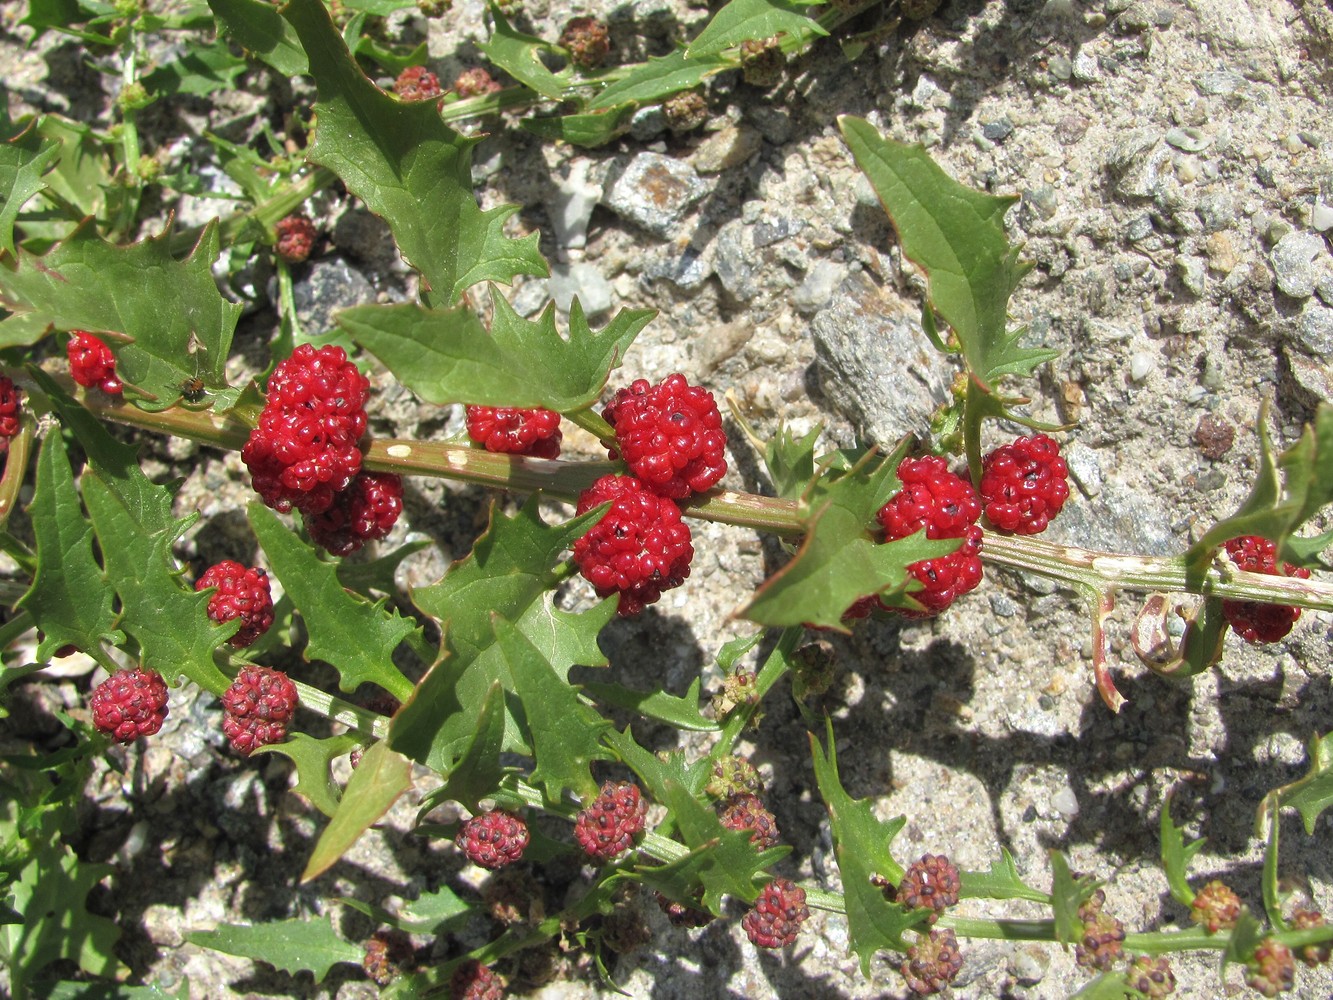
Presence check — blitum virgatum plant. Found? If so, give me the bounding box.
[1,1,1333,998]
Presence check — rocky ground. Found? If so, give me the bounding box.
[3,0,1333,996]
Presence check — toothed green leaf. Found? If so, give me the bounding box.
[481,8,569,100]
[582,677,718,732]
[1269,730,1333,835]
[960,849,1050,903]
[1159,795,1205,906]
[588,47,728,111]
[208,0,308,75]
[434,682,508,812]
[686,0,828,59]
[302,739,413,882]
[252,733,362,818]
[185,916,363,984]
[0,115,60,256]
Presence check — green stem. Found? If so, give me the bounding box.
[715,626,802,757]
[290,676,389,740]
[565,407,617,450]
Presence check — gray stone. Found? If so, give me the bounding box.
[1011,945,1051,986]
[548,159,603,250]
[640,243,712,291]
[982,118,1014,142]
[1047,55,1073,80]
[1177,254,1207,296]
[1107,130,1169,199]
[745,104,793,145]
[793,259,845,314]
[1117,1,1154,31]
[1196,70,1245,94]
[713,221,758,301]
[1196,192,1235,232]
[1293,300,1333,355]
[1313,201,1333,232]
[1047,482,1178,555]
[601,152,710,236]
[291,256,375,336]
[1271,232,1326,298]
[752,215,805,248]
[1164,126,1211,152]
[1053,785,1080,820]
[628,105,666,141]
[691,125,763,175]
[809,271,954,446]
[1024,186,1059,220]
[548,262,614,317]
[1072,48,1101,82]
[1285,347,1333,404]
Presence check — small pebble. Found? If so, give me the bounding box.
[1271,231,1325,298]
[982,119,1014,142]
[1129,352,1155,381]
[1053,786,1080,820]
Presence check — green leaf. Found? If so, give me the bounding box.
[302,739,412,882]
[480,8,569,100]
[142,39,249,97]
[1261,793,1283,928]
[0,116,60,256]
[340,292,653,412]
[1159,794,1205,906]
[639,778,787,911]
[390,499,614,773]
[281,0,546,303]
[582,677,719,732]
[603,725,712,801]
[521,107,635,149]
[0,220,240,408]
[39,980,192,999]
[810,722,922,972]
[740,451,959,629]
[209,0,309,76]
[185,915,362,984]
[1269,731,1333,835]
[1187,403,1333,570]
[1069,973,1134,1000]
[435,682,508,812]
[1049,851,1100,945]
[685,0,828,58]
[249,503,417,702]
[497,616,610,801]
[0,838,125,994]
[839,117,1057,390]
[335,884,472,935]
[17,432,122,661]
[959,849,1050,903]
[336,537,431,597]
[588,47,728,111]
[764,422,822,500]
[1219,906,1266,973]
[252,732,361,818]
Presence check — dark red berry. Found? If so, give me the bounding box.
[979,433,1070,534]
[362,928,415,986]
[196,560,274,648]
[1221,536,1311,643]
[457,810,529,870]
[67,330,122,395]
[574,781,647,860]
[90,668,169,743]
[572,474,694,616]
[877,456,984,616]
[1291,908,1331,966]
[741,878,809,948]
[901,927,963,995]
[894,854,961,924]
[603,374,727,500]
[705,755,763,799]
[465,405,562,459]
[243,345,369,516]
[454,67,502,98]
[559,16,611,70]
[303,471,404,556]
[449,959,504,1000]
[1245,938,1295,997]
[1126,955,1176,998]
[274,213,317,264]
[394,64,442,101]
[717,793,780,850]
[1190,879,1242,933]
[221,665,298,756]
[654,891,714,928]
[1074,891,1125,971]
[0,375,22,448]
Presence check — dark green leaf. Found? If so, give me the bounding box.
[340,292,652,412]
[685,0,828,58]
[335,884,471,935]
[603,725,712,801]
[840,117,1057,390]
[39,980,192,999]
[1261,793,1283,928]
[1270,730,1333,835]
[589,47,727,111]
[0,117,60,256]
[302,739,412,882]
[810,722,921,971]
[521,106,635,148]
[480,8,569,100]
[1049,851,1100,945]
[959,849,1050,903]
[343,0,418,12]
[391,499,614,773]
[765,422,822,500]
[582,677,718,732]
[740,451,958,629]
[252,732,361,818]
[282,0,546,302]
[249,503,417,702]
[1159,794,1205,906]
[353,37,428,77]
[0,220,240,408]
[142,39,249,97]
[208,0,309,76]
[185,915,362,983]
[435,682,508,812]
[17,432,122,661]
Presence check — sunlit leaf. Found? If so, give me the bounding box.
[302,739,412,881]
[588,47,727,111]
[252,732,361,818]
[0,113,60,256]
[185,915,362,983]
[686,0,828,58]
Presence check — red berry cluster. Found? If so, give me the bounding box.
[90,667,170,743]
[876,456,983,616]
[196,560,274,648]
[362,928,415,986]
[454,67,502,98]
[741,878,809,948]
[221,665,298,755]
[67,330,122,395]
[274,214,317,265]
[894,854,962,923]
[574,781,648,860]
[1221,536,1311,643]
[978,433,1069,534]
[1246,938,1296,997]
[654,891,714,928]
[573,474,694,616]
[558,16,611,70]
[304,471,404,556]
[0,375,21,450]
[901,927,964,995]
[394,64,442,102]
[449,959,504,1000]
[717,793,781,850]
[465,405,562,459]
[1190,879,1242,933]
[603,373,727,500]
[456,810,529,870]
